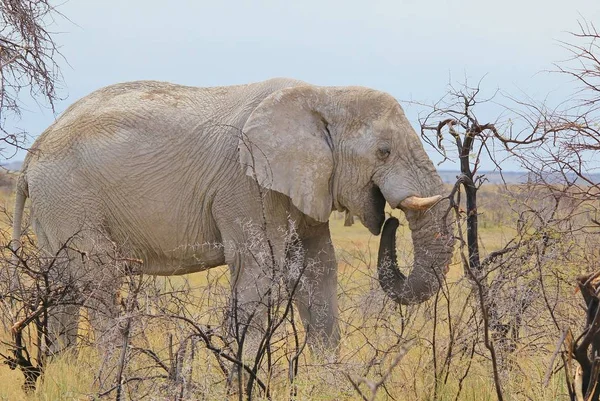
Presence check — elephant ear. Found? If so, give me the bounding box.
[239,86,334,222]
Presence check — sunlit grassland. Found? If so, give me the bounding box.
[0,180,585,400]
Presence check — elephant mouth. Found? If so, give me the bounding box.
[362,184,386,235]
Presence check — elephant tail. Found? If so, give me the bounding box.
[11,172,29,256]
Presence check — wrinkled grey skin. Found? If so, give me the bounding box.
[12,78,454,353]
[377,216,454,305]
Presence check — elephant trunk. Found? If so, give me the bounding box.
[377,198,454,305]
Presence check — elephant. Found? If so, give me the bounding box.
[344,211,355,226]
[11,77,455,354]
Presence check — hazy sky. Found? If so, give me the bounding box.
[9,0,600,170]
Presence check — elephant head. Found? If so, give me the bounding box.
[238,84,454,305]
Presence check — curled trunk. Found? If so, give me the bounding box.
[377,200,454,305]
[377,217,407,301]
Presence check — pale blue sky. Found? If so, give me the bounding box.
[8,0,600,170]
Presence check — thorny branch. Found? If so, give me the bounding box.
[0,0,65,158]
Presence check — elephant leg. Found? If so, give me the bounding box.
[289,223,340,355]
[49,255,121,354]
[224,248,279,394]
[227,255,275,355]
[34,225,81,355]
[85,265,122,348]
[43,261,79,356]
[85,262,123,387]
[47,303,80,355]
[41,223,121,354]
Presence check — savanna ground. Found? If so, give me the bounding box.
[0,170,595,401]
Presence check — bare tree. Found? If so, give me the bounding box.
[0,0,63,158]
[523,20,600,400]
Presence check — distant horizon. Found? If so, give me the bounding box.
[0,159,532,173]
[3,160,597,186]
[4,159,595,177]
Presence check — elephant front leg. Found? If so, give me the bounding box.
[225,251,283,395]
[227,265,273,354]
[288,223,340,356]
[226,245,285,361]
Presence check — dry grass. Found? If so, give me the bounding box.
[0,180,590,400]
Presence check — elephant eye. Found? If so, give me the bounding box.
[377,147,391,160]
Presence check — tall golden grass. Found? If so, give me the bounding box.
[0,176,590,400]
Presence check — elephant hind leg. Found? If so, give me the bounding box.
[47,304,80,354]
[84,265,122,348]
[31,219,82,354]
[33,220,123,354]
[71,233,125,349]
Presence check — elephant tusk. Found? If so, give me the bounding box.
[400,195,442,211]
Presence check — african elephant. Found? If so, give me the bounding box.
[11,78,454,353]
